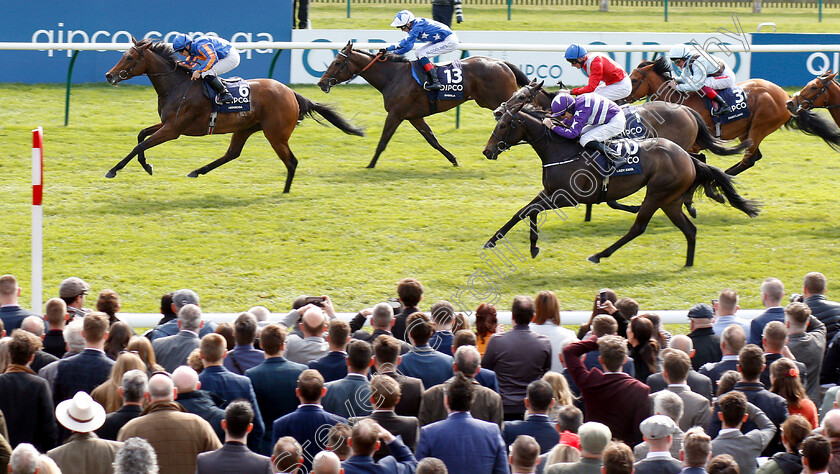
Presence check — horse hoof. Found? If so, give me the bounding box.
[142,164,154,176]
[483,241,496,249]
[365,164,376,169]
[104,170,116,179]
[587,255,601,264]
[530,247,540,259]
[186,171,199,178]
[688,206,698,219]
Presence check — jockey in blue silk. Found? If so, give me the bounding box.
[383,10,460,92]
[668,43,736,116]
[542,92,628,166]
[172,32,241,104]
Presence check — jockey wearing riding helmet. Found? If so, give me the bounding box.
[542,92,628,166]
[383,10,460,92]
[172,32,240,104]
[564,44,632,101]
[668,43,736,116]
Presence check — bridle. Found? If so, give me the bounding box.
[323,49,383,87]
[490,102,548,152]
[627,66,652,102]
[792,75,840,112]
[117,44,178,80]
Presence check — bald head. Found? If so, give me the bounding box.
[668,334,693,355]
[312,450,342,474]
[824,410,840,438]
[21,316,45,338]
[172,366,199,394]
[248,306,271,322]
[301,308,327,337]
[148,373,175,402]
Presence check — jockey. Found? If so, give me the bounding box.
[542,92,628,166]
[668,44,736,116]
[564,44,632,101]
[172,33,240,104]
[383,10,460,92]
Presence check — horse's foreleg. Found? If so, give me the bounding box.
[587,200,659,264]
[367,114,404,169]
[136,123,163,176]
[725,132,765,175]
[485,191,550,252]
[106,126,179,178]
[188,125,261,179]
[408,118,458,167]
[660,198,698,267]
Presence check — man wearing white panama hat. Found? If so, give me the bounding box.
[47,391,123,474]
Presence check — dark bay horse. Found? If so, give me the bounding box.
[624,57,840,175]
[482,102,760,266]
[317,41,529,168]
[788,71,840,128]
[104,38,364,193]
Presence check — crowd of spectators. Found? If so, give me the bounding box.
[0,272,840,474]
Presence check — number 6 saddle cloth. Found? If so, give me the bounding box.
[201,77,252,113]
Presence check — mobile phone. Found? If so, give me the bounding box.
[599,290,607,305]
[304,296,327,306]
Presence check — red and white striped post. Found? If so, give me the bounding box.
[31,127,43,313]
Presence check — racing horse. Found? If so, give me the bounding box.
[317,41,530,168]
[482,101,760,266]
[624,56,840,175]
[788,71,840,128]
[104,37,364,193]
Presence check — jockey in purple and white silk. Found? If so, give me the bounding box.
[543,92,628,165]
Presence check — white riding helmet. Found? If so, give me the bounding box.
[668,44,692,61]
[391,10,415,28]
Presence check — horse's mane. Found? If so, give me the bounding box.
[143,40,179,67]
[519,105,546,120]
[647,56,673,77]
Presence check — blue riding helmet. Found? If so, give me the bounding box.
[172,33,192,52]
[550,93,576,117]
[391,10,415,28]
[565,44,587,61]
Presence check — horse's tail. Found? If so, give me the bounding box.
[503,61,531,87]
[294,92,365,137]
[691,156,761,218]
[785,109,840,151]
[686,107,752,156]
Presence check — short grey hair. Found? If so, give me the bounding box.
[653,390,684,422]
[113,437,159,474]
[63,318,85,354]
[761,277,785,303]
[121,369,148,403]
[248,306,271,322]
[9,443,40,474]
[371,303,394,329]
[20,316,45,338]
[669,334,693,354]
[312,450,342,474]
[178,304,202,332]
[454,345,480,376]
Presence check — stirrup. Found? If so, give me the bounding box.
[217,92,234,104]
[424,81,442,92]
[711,106,730,117]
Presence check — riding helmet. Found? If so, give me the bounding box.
[564,44,587,61]
[172,33,192,52]
[667,44,692,61]
[550,93,576,117]
[391,10,415,28]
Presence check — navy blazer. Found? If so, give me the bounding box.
[322,373,372,419]
[199,366,264,452]
[351,328,410,354]
[341,436,418,474]
[53,349,115,404]
[308,351,348,382]
[273,404,348,472]
[392,307,419,342]
[502,414,559,454]
[399,345,454,389]
[428,331,454,356]
[223,344,265,375]
[707,381,788,456]
[699,357,739,391]
[0,305,38,332]
[634,456,683,474]
[748,307,785,347]
[176,390,226,442]
[475,368,500,393]
[196,441,273,474]
[95,405,142,441]
[246,356,308,455]
[416,412,508,474]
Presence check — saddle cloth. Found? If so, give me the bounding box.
[410,60,465,101]
[617,105,648,140]
[703,85,750,125]
[592,139,643,177]
[201,77,252,113]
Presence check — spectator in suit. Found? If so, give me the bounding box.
[326,423,352,461]
[342,419,417,473]
[37,318,84,389]
[19,316,58,373]
[802,272,840,343]
[117,373,222,474]
[172,366,225,442]
[452,329,498,392]
[196,400,273,474]
[393,278,423,342]
[147,292,176,334]
[224,312,265,376]
[198,333,264,451]
[415,373,508,473]
[53,312,115,405]
[147,289,216,341]
[272,436,303,473]
[699,324,746,391]
[564,334,649,446]
[152,304,203,372]
[711,391,776,474]
[349,303,409,354]
[545,421,611,474]
[482,295,552,420]
[800,434,832,474]
[47,391,123,473]
[785,302,826,403]
[712,289,751,340]
[0,330,57,452]
[322,339,373,419]
[686,303,722,371]
[760,321,807,390]
[400,312,454,389]
[647,335,713,401]
[748,278,786,347]
[680,427,712,474]
[652,350,712,431]
[581,315,635,377]
[353,375,419,459]
[0,275,39,334]
[633,415,682,474]
[416,457,448,473]
[756,413,810,474]
[309,319,350,382]
[58,277,91,321]
[42,298,68,359]
[530,290,578,374]
[246,324,308,455]
[634,391,685,460]
[91,352,146,414]
[419,344,503,428]
[285,307,329,365]
[509,435,540,474]
[95,369,147,441]
[428,301,456,357]
[272,369,348,472]
[113,437,158,474]
[372,335,424,417]
[503,380,559,453]
[312,450,341,474]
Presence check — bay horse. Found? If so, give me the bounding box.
[104,38,364,193]
[624,57,840,175]
[482,101,760,266]
[317,41,530,168]
[788,71,840,128]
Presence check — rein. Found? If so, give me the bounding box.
[326,50,384,87]
[491,104,549,152]
[796,76,840,111]
[118,45,179,81]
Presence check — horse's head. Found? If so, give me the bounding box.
[484,100,531,160]
[788,71,838,114]
[493,79,546,121]
[105,36,153,84]
[625,57,673,103]
[318,41,358,93]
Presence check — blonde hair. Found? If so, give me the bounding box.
[543,371,575,407]
[546,444,580,465]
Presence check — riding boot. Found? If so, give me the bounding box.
[204,75,234,104]
[711,95,731,116]
[584,140,627,168]
[425,67,442,92]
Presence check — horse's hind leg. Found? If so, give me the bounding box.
[587,199,659,264]
[106,126,179,178]
[187,125,261,179]
[261,125,299,193]
[137,123,163,175]
[408,118,458,167]
[368,114,404,169]
[660,198,698,267]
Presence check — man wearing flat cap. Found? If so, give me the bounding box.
[58,277,91,322]
[47,391,123,474]
[633,415,682,474]
[545,422,611,474]
[686,304,722,371]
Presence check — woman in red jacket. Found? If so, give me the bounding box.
[564,43,632,101]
